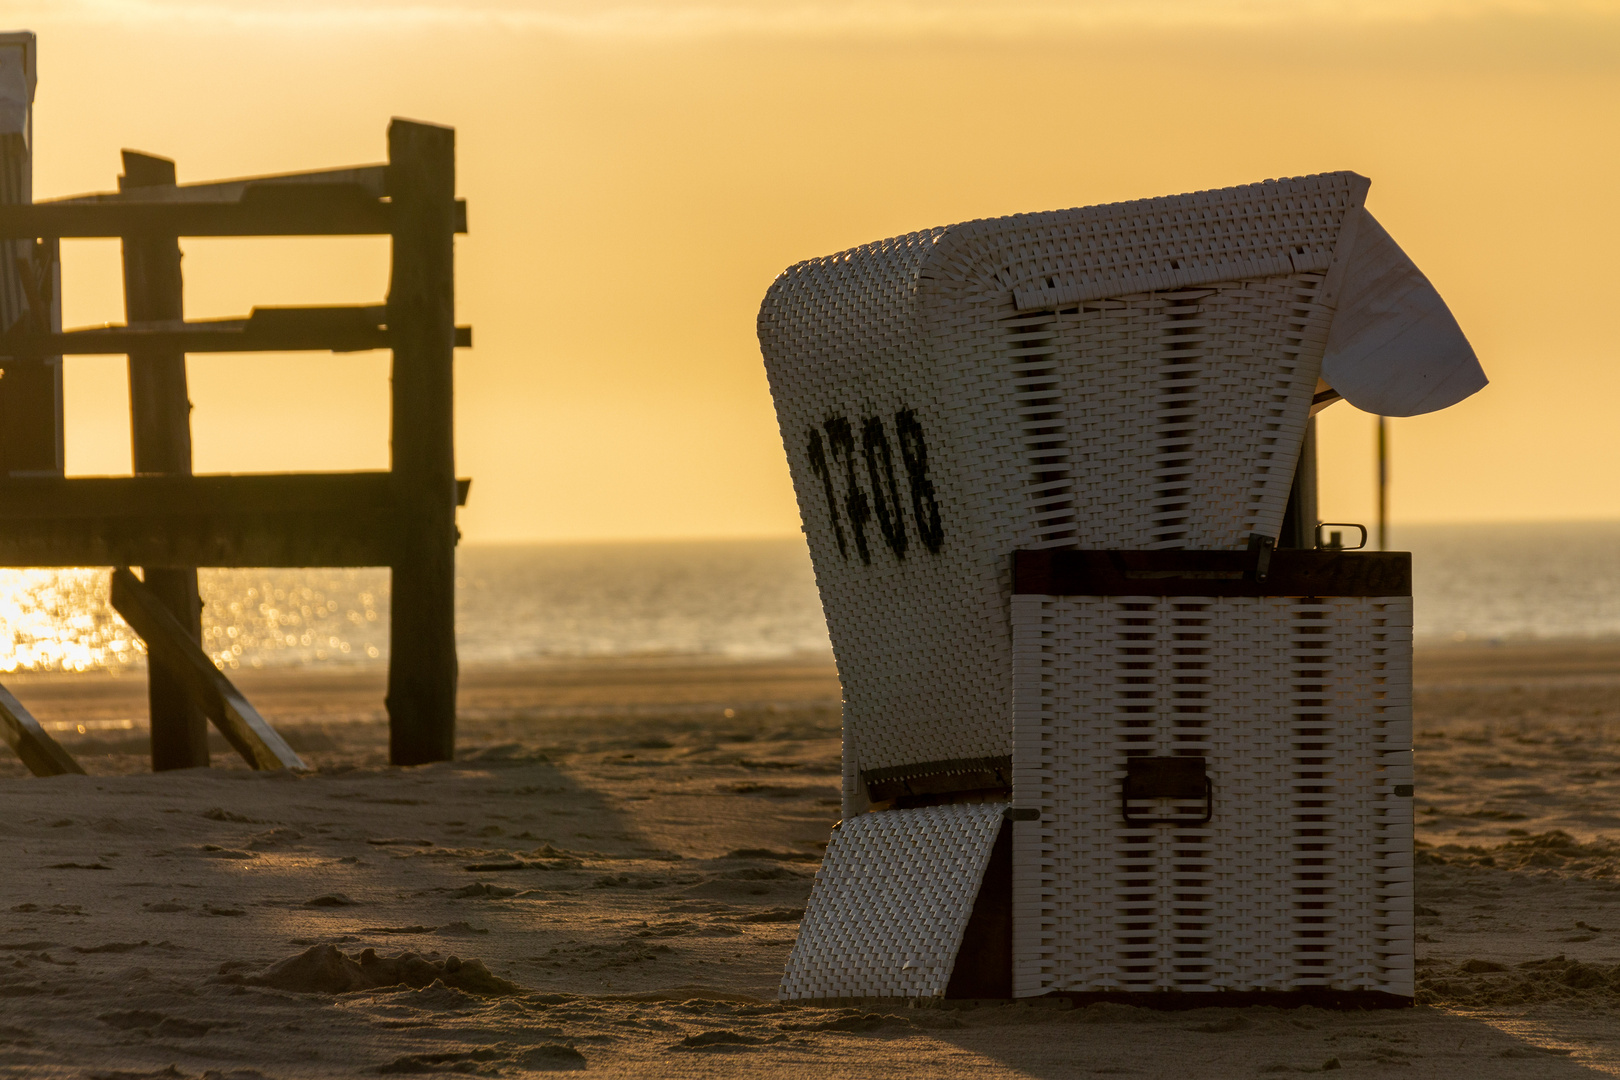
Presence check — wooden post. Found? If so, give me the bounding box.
[110,568,304,772]
[384,119,459,766]
[0,32,65,479]
[120,150,208,771]
[1377,415,1389,551]
[0,680,84,777]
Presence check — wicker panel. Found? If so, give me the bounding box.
[780,802,1006,1001]
[1010,594,1412,997]
[1011,277,1329,551]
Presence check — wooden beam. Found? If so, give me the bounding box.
[0,472,468,519]
[385,118,460,768]
[0,307,472,356]
[0,504,399,568]
[121,150,209,772]
[0,682,84,777]
[45,164,390,205]
[110,568,305,772]
[41,166,466,232]
[0,472,469,568]
[0,193,392,238]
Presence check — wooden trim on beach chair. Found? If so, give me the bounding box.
[0,681,85,777]
[110,567,306,772]
[1011,548,1412,598]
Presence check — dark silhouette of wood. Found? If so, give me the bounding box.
[0,238,63,477]
[120,150,208,772]
[51,164,391,204]
[0,306,471,356]
[0,110,65,481]
[0,681,83,776]
[0,122,469,775]
[0,188,466,239]
[0,195,390,237]
[384,119,459,767]
[0,473,469,568]
[110,568,304,772]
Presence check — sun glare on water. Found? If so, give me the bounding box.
[0,568,390,674]
[0,570,139,673]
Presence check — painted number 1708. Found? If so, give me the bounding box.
[805,408,944,564]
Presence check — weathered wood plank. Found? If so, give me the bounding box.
[45,164,389,205]
[0,506,401,568]
[0,682,85,777]
[110,568,305,772]
[0,307,471,356]
[0,197,466,238]
[0,193,392,237]
[0,473,468,568]
[121,150,209,773]
[385,118,460,768]
[42,168,466,233]
[0,472,468,519]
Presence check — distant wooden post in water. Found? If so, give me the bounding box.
[1377,415,1389,551]
[0,116,471,776]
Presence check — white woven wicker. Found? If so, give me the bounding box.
[759,172,1475,801]
[779,802,1005,1000]
[1009,593,1413,997]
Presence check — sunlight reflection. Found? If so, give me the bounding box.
[0,568,390,674]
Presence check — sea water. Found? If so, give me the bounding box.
[0,523,1616,674]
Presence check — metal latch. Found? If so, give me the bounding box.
[1315,522,1369,551]
[1121,756,1213,825]
[1245,533,1273,583]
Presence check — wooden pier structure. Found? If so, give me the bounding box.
[0,114,470,776]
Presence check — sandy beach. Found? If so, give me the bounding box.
[3,644,1620,1076]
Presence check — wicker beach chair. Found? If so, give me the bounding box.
[760,173,1482,1003]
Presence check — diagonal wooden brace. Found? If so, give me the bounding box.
[0,682,85,777]
[110,567,306,771]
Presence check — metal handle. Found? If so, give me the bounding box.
[1121,777,1213,826]
[1315,522,1368,551]
[1120,756,1214,826]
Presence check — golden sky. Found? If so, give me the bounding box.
[8,0,1620,540]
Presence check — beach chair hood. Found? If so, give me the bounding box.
[1317,205,1486,417]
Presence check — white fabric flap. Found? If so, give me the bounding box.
[1320,208,1487,417]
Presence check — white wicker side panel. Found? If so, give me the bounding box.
[1010,595,1413,997]
[780,803,1006,1001]
[760,231,1026,777]
[1365,595,1415,996]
